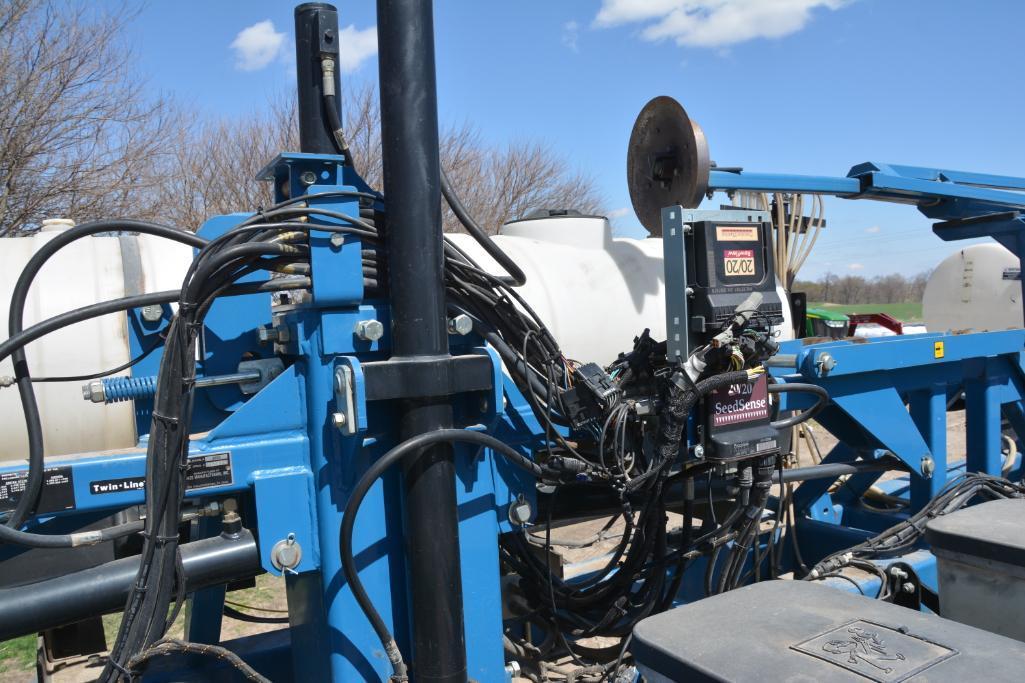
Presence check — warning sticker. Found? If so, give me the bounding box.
[0,466,76,514]
[89,452,233,497]
[723,248,756,277]
[716,225,759,242]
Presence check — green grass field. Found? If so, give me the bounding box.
[809,302,923,322]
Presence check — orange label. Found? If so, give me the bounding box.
[716,225,759,242]
[723,248,755,277]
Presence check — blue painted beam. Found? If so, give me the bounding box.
[709,170,862,195]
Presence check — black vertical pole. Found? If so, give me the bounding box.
[376,1,467,682]
[294,3,341,155]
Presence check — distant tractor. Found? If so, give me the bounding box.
[805,307,849,338]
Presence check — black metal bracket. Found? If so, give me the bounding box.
[888,561,940,614]
[361,354,493,401]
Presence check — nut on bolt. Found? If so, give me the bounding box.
[920,455,935,479]
[299,170,318,186]
[331,412,347,429]
[83,380,106,403]
[140,304,163,322]
[354,319,384,342]
[447,314,473,336]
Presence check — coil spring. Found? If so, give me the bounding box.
[101,375,157,403]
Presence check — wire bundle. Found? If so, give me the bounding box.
[806,472,1025,596]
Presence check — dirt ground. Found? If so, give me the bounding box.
[0,574,289,683]
[0,412,975,681]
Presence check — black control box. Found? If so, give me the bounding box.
[687,217,784,333]
[663,209,785,364]
[704,374,780,462]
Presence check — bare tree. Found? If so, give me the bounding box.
[795,270,933,305]
[0,1,181,235]
[160,83,605,233]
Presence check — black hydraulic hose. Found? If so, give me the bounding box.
[768,382,829,430]
[324,93,355,166]
[31,338,162,383]
[0,279,310,372]
[440,166,526,286]
[223,605,289,625]
[0,518,143,549]
[5,221,206,530]
[0,278,309,549]
[340,429,542,682]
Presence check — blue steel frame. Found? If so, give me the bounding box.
[3,156,1025,679]
[710,160,1025,598]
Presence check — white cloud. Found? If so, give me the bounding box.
[337,25,378,72]
[848,262,864,271]
[865,225,880,233]
[231,20,286,71]
[562,20,581,52]
[594,0,850,49]
[607,207,631,219]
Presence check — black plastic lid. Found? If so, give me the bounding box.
[925,498,1025,567]
[632,579,1025,682]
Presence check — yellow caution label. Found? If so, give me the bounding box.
[934,341,944,359]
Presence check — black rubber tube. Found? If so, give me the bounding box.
[340,429,541,682]
[440,167,526,286]
[5,221,205,530]
[0,278,309,548]
[768,382,829,430]
[0,279,310,373]
[774,461,897,484]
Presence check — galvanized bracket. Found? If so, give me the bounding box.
[334,356,367,435]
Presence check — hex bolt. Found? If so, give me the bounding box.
[140,304,163,322]
[299,170,318,186]
[693,444,705,458]
[447,314,473,336]
[902,582,916,594]
[83,380,106,403]
[332,412,347,429]
[889,566,909,580]
[920,455,935,479]
[354,319,384,342]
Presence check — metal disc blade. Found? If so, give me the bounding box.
[627,96,710,235]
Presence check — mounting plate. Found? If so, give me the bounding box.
[627,96,710,235]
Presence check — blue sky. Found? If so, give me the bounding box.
[117,0,1024,279]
